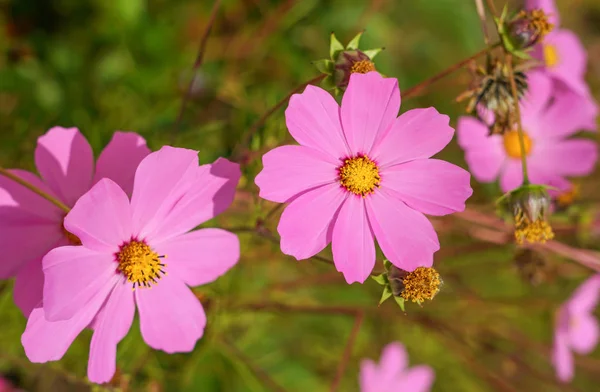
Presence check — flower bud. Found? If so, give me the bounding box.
[499,184,554,244]
[507,9,553,50]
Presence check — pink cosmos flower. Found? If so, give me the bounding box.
[359,342,434,392]
[0,127,150,316]
[552,274,600,382]
[255,72,472,284]
[21,146,241,384]
[458,71,598,193]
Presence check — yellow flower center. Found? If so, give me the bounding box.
[61,220,81,245]
[514,209,554,244]
[544,44,559,68]
[400,267,441,303]
[350,59,376,74]
[116,240,166,289]
[503,131,532,159]
[338,155,381,196]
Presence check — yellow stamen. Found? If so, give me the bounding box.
[117,240,166,289]
[514,208,554,244]
[544,44,559,68]
[400,267,441,303]
[503,130,532,159]
[338,155,381,197]
[350,60,376,74]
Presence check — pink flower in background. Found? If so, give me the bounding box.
[255,72,472,284]
[0,127,150,316]
[458,71,597,193]
[552,274,600,382]
[21,146,241,384]
[360,342,434,392]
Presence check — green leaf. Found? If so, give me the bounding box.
[363,47,383,60]
[330,33,344,59]
[313,59,333,74]
[320,75,336,90]
[379,286,393,305]
[383,259,392,270]
[345,31,364,50]
[371,273,388,286]
[394,296,406,312]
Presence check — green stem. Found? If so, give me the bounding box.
[0,167,71,213]
[505,55,530,185]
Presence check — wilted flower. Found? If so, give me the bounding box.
[0,127,150,316]
[457,71,597,194]
[255,72,472,284]
[360,342,435,392]
[21,147,241,384]
[552,274,600,382]
[499,184,554,244]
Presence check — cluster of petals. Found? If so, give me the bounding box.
[255,72,472,284]
[552,274,600,382]
[0,127,151,316]
[359,342,434,392]
[457,71,597,193]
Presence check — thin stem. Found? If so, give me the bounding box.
[403,42,500,99]
[506,54,530,184]
[234,301,363,316]
[173,0,222,136]
[330,312,364,392]
[0,167,70,213]
[474,0,490,44]
[485,0,498,17]
[231,74,326,162]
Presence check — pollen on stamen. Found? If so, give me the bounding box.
[338,155,381,197]
[350,59,376,74]
[116,240,167,290]
[400,267,442,303]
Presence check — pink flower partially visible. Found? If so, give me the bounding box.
[360,342,434,392]
[0,127,151,316]
[21,146,241,384]
[552,274,600,382]
[458,71,598,193]
[255,72,472,284]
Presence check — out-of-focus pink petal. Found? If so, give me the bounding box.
[527,167,571,197]
[331,196,375,284]
[526,0,560,26]
[43,245,118,321]
[371,108,453,168]
[21,279,114,363]
[136,274,206,353]
[255,145,338,203]
[499,160,524,193]
[285,85,350,158]
[359,360,380,392]
[340,72,400,155]
[567,275,600,314]
[157,228,239,287]
[568,313,599,354]
[379,342,408,373]
[277,183,346,260]
[88,280,135,384]
[521,71,552,117]
[93,132,151,195]
[366,191,439,271]
[530,139,597,177]
[397,365,435,392]
[0,169,63,220]
[381,159,472,216]
[457,117,505,183]
[540,84,598,137]
[552,321,574,382]
[65,179,132,252]
[35,127,94,206]
[543,30,588,96]
[14,257,46,317]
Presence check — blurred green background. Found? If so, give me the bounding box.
[1,0,600,390]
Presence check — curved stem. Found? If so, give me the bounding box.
[0,167,70,213]
[505,55,530,184]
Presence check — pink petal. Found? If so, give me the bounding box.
[543,30,588,96]
[331,196,375,284]
[14,257,45,317]
[366,190,439,271]
[136,274,206,353]
[147,158,240,242]
[552,323,574,382]
[539,85,598,138]
[340,72,400,155]
[156,228,240,287]
[285,85,350,158]
[43,245,118,321]
[397,366,435,392]
[64,179,133,252]
[526,0,560,26]
[521,71,552,117]
[277,183,346,260]
[530,139,598,177]
[93,132,151,196]
[379,342,408,373]
[568,313,599,354]
[21,279,114,363]
[371,108,453,168]
[0,169,63,220]
[359,360,380,392]
[35,127,94,206]
[255,145,338,203]
[567,275,600,314]
[456,117,505,183]
[499,160,525,193]
[381,159,472,216]
[88,280,135,384]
